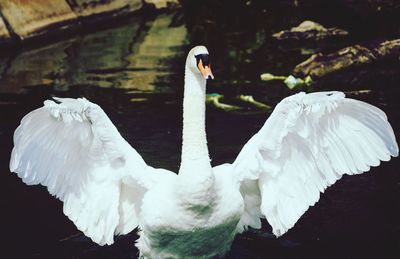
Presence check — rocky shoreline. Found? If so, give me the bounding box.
[0,0,179,46]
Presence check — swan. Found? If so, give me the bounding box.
[10,46,398,258]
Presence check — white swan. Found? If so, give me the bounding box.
[10,46,398,258]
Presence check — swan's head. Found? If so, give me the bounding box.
[187,46,214,80]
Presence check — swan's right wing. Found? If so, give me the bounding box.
[10,98,169,245]
[231,91,398,236]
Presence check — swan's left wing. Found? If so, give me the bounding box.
[10,97,169,245]
[230,91,398,236]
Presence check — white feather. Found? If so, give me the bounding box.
[231,91,398,236]
[10,97,171,245]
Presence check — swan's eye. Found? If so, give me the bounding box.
[195,54,214,80]
[195,54,210,67]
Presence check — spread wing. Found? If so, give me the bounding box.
[10,97,172,245]
[230,91,398,236]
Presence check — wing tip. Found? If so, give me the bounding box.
[391,146,399,157]
[9,148,19,173]
[386,138,399,158]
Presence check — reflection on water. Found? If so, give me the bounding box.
[0,40,73,94]
[0,14,188,94]
[0,5,399,259]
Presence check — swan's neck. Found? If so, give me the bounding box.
[176,60,217,214]
[179,66,212,175]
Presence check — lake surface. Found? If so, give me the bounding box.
[0,2,399,258]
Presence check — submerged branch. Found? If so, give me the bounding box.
[260,73,313,89]
[206,94,271,112]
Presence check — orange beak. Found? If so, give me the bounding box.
[197,59,214,80]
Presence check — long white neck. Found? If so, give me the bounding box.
[179,65,212,175]
[176,50,216,212]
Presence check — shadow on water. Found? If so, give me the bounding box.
[0,1,399,258]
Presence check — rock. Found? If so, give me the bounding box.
[291,21,327,32]
[0,0,180,44]
[0,15,11,43]
[272,20,348,41]
[144,0,181,9]
[0,0,78,40]
[0,0,144,42]
[68,0,142,20]
[294,39,400,77]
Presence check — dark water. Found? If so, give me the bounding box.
[0,2,399,258]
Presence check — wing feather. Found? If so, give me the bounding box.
[10,97,165,245]
[231,91,398,236]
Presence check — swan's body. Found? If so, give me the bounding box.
[10,46,398,258]
[137,166,243,258]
